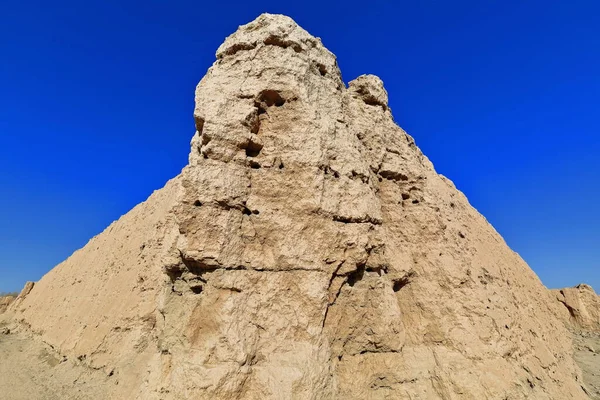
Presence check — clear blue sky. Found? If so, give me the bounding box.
[0,1,598,293]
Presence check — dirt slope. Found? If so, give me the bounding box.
[1,13,594,400]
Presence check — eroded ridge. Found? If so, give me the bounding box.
[2,13,592,400]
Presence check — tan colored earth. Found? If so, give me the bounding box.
[1,13,598,400]
[550,284,600,399]
[0,295,15,314]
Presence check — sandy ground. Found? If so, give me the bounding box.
[0,319,112,400]
[573,330,600,399]
[0,317,599,399]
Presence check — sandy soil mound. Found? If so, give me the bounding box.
[0,13,596,400]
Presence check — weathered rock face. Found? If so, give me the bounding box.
[0,296,15,314]
[7,281,34,312]
[5,13,591,399]
[553,284,600,332]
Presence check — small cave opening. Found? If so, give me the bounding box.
[257,90,286,107]
[164,264,184,283]
[347,265,365,287]
[190,284,203,294]
[401,193,410,200]
[317,63,327,76]
[193,200,203,207]
[393,279,408,292]
[256,105,267,115]
[249,160,261,169]
[242,207,260,216]
[245,141,263,158]
[392,274,413,292]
